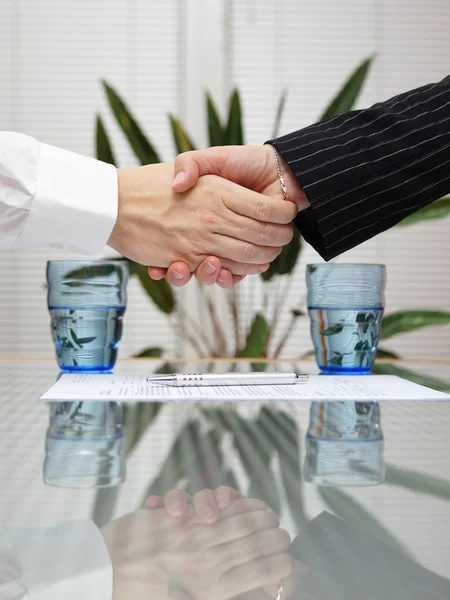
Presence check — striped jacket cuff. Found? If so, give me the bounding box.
[267,75,450,260]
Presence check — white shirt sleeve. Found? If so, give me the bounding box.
[0,520,113,600]
[0,131,118,254]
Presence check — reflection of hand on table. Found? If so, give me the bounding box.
[102,491,292,600]
[147,487,309,600]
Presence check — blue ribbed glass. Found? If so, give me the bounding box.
[306,264,386,374]
[304,401,385,487]
[46,261,129,372]
[44,400,125,488]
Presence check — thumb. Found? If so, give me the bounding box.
[168,587,193,600]
[172,147,235,193]
[172,151,201,192]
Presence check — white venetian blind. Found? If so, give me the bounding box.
[229,0,450,360]
[0,0,181,357]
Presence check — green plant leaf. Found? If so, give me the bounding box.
[76,336,96,345]
[229,413,281,513]
[381,310,450,339]
[154,361,178,375]
[238,313,269,359]
[92,400,164,526]
[259,408,308,530]
[92,487,120,528]
[260,227,302,281]
[318,487,411,557]
[185,428,225,494]
[225,89,244,145]
[372,363,450,393]
[385,464,450,501]
[96,114,117,166]
[397,197,450,227]
[206,92,225,146]
[169,115,196,154]
[134,347,164,358]
[320,324,344,336]
[64,264,120,280]
[328,353,343,366]
[271,90,288,139]
[320,56,374,120]
[135,264,175,314]
[142,421,202,501]
[102,80,161,165]
[375,347,400,359]
[123,402,163,456]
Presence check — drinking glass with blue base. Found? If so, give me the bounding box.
[44,399,125,488]
[46,260,128,373]
[306,264,386,374]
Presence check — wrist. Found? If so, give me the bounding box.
[107,168,127,252]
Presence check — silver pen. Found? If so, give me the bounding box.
[146,372,309,386]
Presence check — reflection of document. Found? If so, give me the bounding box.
[40,374,450,402]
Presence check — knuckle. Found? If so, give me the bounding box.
[258,223,274,245]
[254,197,272,221]
[235,513,257,536]
[275,528,291,550]
[240,242,255,263]
[198,206,217,225]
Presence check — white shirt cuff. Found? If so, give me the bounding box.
[6,520,113,600]
[14,142,118,254]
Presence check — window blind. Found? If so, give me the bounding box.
[228,0,450,359]
[0,0,180,357]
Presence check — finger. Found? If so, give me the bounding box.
[173,148,235,193]
[213,528,291,573]
[218,552,294,599]
[218,498,268,521]
[206,509,280,547]
[216,269,234,288]
[224,188,298,225]
[205,257,270,277]
[214,486,245,509]
[165,262,193,286]
[192,489,220,524]
[172,152,201,193]
[148,267,168,280]
[217,213,295,248]
[210,234,281,266]
[164,489,192,518]
[193,257,222,286]
[144,495,164,509]
[216,271,246,288]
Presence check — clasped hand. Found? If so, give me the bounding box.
[107,145,309,287]
[101,487,294,600]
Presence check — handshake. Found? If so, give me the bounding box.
[107,145,309,288]
[101,485,308,600]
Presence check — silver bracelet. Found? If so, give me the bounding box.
[271,145,289,201]
[276,580,286,600]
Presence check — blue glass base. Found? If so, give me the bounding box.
[319,366,372,375]
[59,366,114,374]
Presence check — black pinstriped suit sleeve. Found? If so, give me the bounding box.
[289,512,450,599]
[267,75,450,260]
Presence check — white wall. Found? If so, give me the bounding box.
[0,0,449,360]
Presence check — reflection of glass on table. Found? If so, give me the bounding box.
[44,400,125,488]
[304,401,385,486]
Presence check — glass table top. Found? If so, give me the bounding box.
[1,358,450,598]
